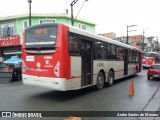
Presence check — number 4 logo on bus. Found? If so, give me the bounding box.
[54,61,60,77]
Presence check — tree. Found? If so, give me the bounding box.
[154,45,160,52]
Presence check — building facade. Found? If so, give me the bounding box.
[0,13,96,62]
[99,31,159,52]
[99,32,116,39]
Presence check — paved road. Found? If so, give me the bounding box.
[0,69,160,120]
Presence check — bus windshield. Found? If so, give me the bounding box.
[143,52,154,57]
[25,26,57,49]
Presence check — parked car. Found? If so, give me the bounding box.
[147,64,160,80]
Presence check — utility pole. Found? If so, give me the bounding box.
[70,0,79,26]
[126,26,129,44]
[157,36,159,52]
[126,25,137,45]
[142,28,150,51]
[70,0,88,26]
[142,29,145,51]
[28,0,32,26]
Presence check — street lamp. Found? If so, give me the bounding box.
[126,25,137,44]
[28,0,32,26]
[70,0,88,26]
[142,28,150,51]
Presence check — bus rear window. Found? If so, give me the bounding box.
[25,26,57,49]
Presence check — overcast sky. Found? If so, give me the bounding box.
[0,0,160,38]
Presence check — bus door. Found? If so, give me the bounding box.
[81,40,93,87]
[138,52,142,72]
[124,49,128,76]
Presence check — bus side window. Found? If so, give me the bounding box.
[110,44,116,59]
[69,34,80,55]
[81,42,85,57]
[135,52,138,62]
[107,44,111,59]
[95,41,101,59]
[117,47,123,60]
[128,50,132,62]
[95,42,106,59]
[101,42,106,59]
[131,51,135,62]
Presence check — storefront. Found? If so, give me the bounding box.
[0,35,21,63]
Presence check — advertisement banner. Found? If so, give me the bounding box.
[0,35,20,47]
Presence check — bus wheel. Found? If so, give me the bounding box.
[147,75,150,80]
[107,71,114,87]
[96,72,105,90]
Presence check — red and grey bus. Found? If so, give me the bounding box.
[22,23,141,91]
[142,52,160,68]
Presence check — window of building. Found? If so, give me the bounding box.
[1,26,8,36]
[23,21,29,29]
[79,24,87,30]
[1,23,15,36]
[39,20,56,24]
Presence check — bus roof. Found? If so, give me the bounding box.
[65,23,141,52]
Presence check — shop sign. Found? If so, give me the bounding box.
[0,35,20,47]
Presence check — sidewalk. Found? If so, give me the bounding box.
[137,84,160,120]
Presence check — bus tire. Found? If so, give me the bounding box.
[107,70,114,87]
[147,75,150,80]
[96,72,105,90]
